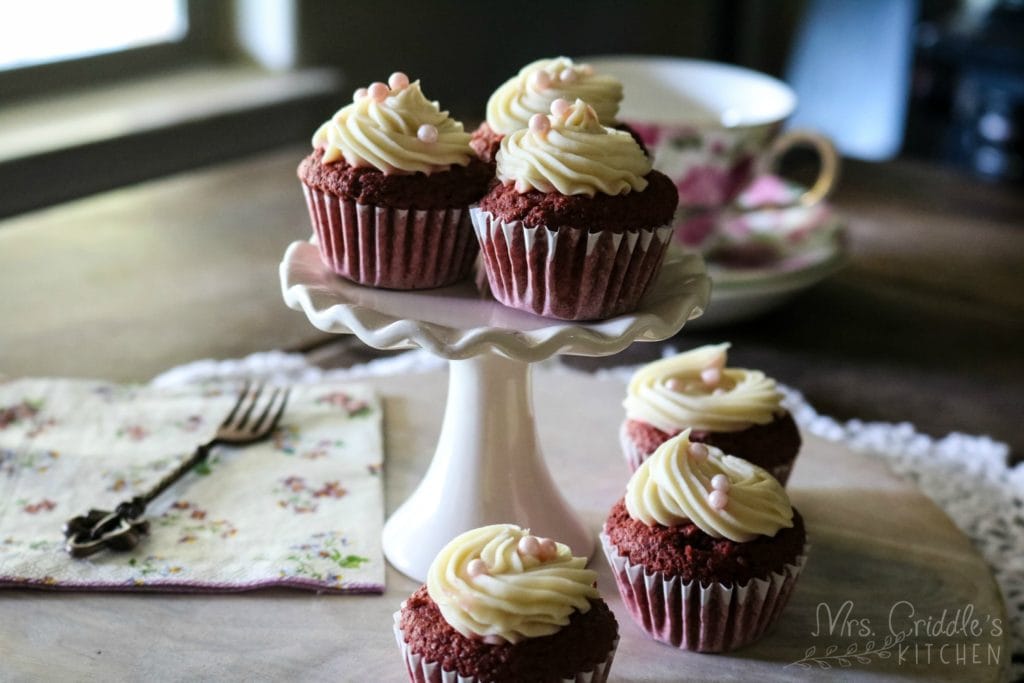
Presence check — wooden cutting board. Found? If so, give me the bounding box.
[0,368,1009,681]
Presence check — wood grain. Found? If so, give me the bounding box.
[0,369,1008,681]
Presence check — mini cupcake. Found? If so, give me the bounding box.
[395,524,618,682]
[602,431,807,652]
[298,72,491,289]
[471,56,629,164]
[471,98,677,321]
[621,343,801,483]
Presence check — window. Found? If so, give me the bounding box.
[0,0,187,71]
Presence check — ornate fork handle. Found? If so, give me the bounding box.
[62,383,288,559]
[62,444,215,558]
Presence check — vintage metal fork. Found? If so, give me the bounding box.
[63,382,290,559]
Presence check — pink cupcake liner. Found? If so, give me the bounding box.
[600,531,807,652]
[302,184,478,290]
[618,420,797,485]
[393,611,618,683]
[470,208,672,321]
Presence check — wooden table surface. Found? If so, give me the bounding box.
[2,144,1021,459]
[0,370,1009,681]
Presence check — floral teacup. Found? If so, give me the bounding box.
[589,56,839,210]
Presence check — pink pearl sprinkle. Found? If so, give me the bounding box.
[711,474,731,492]
[388,71,410,90]
[518,535,540,558]
[537,538,557,561]
[688,442,709,462]
[466,558,488,577]
[417,124,438,143]
[483,635,506,645]
[559,68,577,84]
[701,367,722,386]
[528,113,550,135]
[531,70,551,90]
[666,377,685,392]
[550,98,571,117]
[367,82,389,102]
[709,490,729,510]
[353,87,368,101]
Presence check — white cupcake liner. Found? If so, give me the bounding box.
[600,531,807,652]
[469,208,672,320]
[302,184,478,290]
[619,420,647,473]
[393,610,618,683]
[617,419,796,484]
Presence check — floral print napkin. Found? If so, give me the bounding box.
[0,378,384,593]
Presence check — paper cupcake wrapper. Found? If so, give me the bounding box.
[619,420,647,473]
[393,611,618,683]
[618,420,796,485]
[600,532,807,652]
[470,208,673,321]
[302,184,478,290]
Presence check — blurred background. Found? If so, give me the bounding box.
[1,0,1022,219]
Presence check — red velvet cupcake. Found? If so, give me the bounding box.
[622,343,801,483]
[601,431,807,652]
[471,57,624,164]
[298,72,490,290]
[395,524,618,682]
[471,98,677,321]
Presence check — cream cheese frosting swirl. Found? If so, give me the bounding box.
[496,98,651,196]
[426,524,598,644]
[623,343,784,433]
[486,56,623,135]
[626,430,794,541]
[313,76,472,175]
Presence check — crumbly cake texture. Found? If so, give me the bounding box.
[298,148,492,210]
[471,122,649,165]
[624,412,802,472]
[605,499,805,586]
[399,586,618,682]
[478,169,677,233]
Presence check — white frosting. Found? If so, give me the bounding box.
[623,343,784,433]
[486,57,622,135]
[426,524,599,643]
[313,79,472,174]
[496,99,650,196]
[626,430,794,541]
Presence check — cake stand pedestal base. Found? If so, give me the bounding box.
[382,353,591,581]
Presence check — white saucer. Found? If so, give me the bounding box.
[687,235,846,328]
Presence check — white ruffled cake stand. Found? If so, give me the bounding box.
[280,240,710,582]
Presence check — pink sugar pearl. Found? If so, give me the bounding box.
[353,87,368,101]
[550,98,571,117]
[711,474,731,492]
[666,377,685,392]
[518,535,540,557]
[529,113,550,135]
[701,367,722,387]
[388,71,410,90]
[537,538,557,561]
[559,68,577,83]
[709,490,729,510]
[484,635,506,645]
[466,558,488,577]
[417,124,439,143]
[688,442,709,462]
[531,70,551,90]
[367,82,389,102]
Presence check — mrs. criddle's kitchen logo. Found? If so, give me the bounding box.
[787,600,1004,671]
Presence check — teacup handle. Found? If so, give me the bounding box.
[762,129,840,207]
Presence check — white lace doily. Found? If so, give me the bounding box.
[154,348,1023,679]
